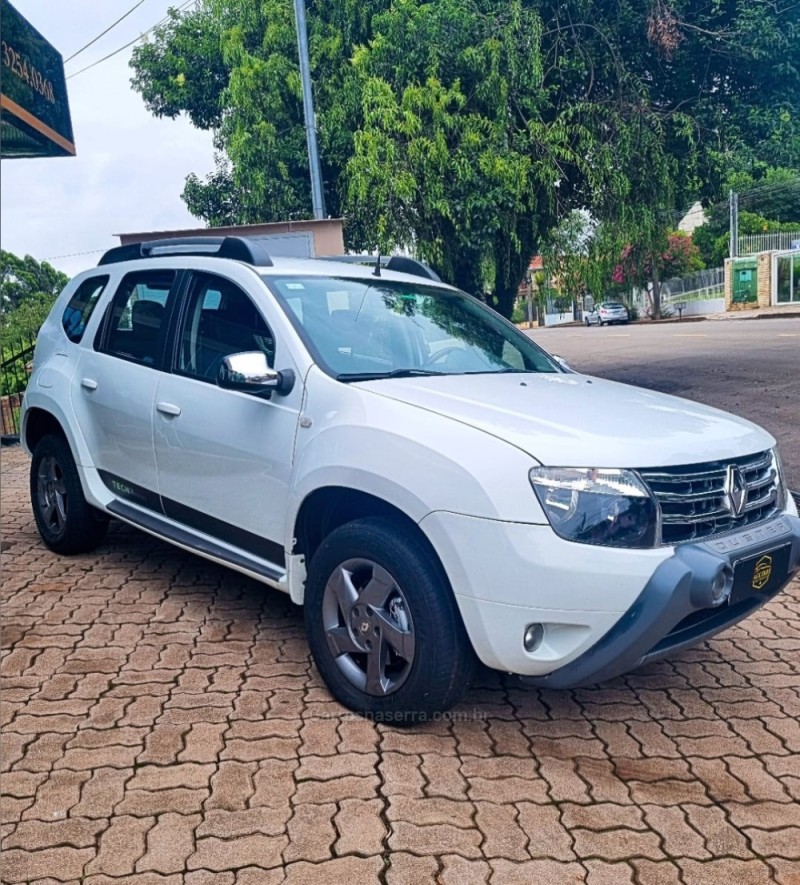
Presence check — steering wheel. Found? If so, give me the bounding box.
[421,345,465,369]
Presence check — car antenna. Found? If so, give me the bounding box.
[373,251,381,277]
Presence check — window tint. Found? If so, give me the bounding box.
[177,274,275,381]
[105,270,175,366]
[62,276,109,343]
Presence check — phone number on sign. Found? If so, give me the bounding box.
[2,40,56,104]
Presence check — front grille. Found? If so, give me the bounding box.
[639,450,780,545]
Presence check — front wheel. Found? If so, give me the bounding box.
[30,434,108,555]
[304,517,476,721]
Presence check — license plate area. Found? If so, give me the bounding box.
[730,544,792,605]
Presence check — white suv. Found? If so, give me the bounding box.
[22,237,800,719]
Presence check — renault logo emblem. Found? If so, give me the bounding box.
[724,465,747,517]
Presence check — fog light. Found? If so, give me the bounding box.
[710,568,733,605]
[523,623,545,653]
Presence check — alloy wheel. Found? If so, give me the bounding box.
[37,455,68,535]
[321,558,415,696]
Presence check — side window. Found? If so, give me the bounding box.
[104,270,175,366]
[62,276,109,343]
[176,274,275,381]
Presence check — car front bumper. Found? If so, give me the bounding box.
[420,508,800,685]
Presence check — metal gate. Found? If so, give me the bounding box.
[1,336,35,441]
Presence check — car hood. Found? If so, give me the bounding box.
[356,372,774,467]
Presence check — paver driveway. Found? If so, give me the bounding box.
[2,445,800,885]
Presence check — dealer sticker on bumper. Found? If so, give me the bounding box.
[730,545,792,605]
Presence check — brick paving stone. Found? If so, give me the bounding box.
[378,752,425,798]
[642,805,710,860]
[22,769,90,820]
[250,759,297,807]
[630,859,684,885]
[334,797,386,855]
[293,774,380,805]
[136,812,201,874]
[117,787,209,816]
[205,761,257,811]
[387,795,475,828]
[281,856,384,884]
[420,753,469,799]
[474,802,529,860]
[197,807,291,839]
[516,803,575,861]
[439,854,492,884]
[678,858,782,885]
[489,858,590,885]
[389,820,483,858]
[4,818,106,850]
[571,827,664,862]
[385,852,439,884]
[743,827,800,859]
[284,802,337,863]
[583,859,636,884]
[86,814,154,876]
[2,847,95,883]
[682,804,752,859]
[561,802,645,832]
[188,834,288,871]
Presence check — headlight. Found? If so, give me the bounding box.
[773,448,788,511]
[529,467,659,548]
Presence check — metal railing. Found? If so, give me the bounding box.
[1,336,35,439]
[739,232,800,256]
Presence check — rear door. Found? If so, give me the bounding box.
[71,268,180,511]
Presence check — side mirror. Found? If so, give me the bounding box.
[553,354,571,371]
[218,352,295,397]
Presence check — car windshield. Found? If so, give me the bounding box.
[602,302,626,310]
[264,276,560,380]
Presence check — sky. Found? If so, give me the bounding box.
[1,0,215,277]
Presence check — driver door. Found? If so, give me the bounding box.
[153,271,302,565]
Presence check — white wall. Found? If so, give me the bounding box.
[544,313,576,327]
[666,298,725,317]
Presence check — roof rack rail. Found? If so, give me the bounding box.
[322,254,442,282]
[98,236,274,267]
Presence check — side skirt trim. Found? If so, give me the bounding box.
[107,499,287,586]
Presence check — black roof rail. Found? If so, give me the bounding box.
[98,236,274,267]
[322,254,442,282]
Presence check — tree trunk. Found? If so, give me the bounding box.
[650,258,662,320]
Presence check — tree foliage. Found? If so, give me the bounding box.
[1,250,68,316]
[130,0,800,317]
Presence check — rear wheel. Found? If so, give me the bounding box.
[30,434,108,555]
[304,517,476,721]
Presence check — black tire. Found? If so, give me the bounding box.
[304,517,476,722]
[584,318,590,327]
[30,434,109,555]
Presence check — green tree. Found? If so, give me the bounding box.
[1,250,68,316]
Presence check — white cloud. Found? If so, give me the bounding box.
[0,0,215,277]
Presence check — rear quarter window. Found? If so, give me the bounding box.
[62,276,110,343]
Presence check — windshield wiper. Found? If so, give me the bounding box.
[336,368,446,382]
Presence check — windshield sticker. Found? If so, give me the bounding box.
[285,283,305,290]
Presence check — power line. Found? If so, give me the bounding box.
[42,248,107,261]
[66,0,198,80]
[64,0,148,64]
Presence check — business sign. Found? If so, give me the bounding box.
[0,0,75,158]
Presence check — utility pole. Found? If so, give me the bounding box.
[729,189,738,259]
[294,0,326,220]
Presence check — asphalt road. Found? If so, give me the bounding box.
[527,318,800,490]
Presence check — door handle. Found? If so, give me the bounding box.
[80,378,98,391]
[156,402,182,417]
